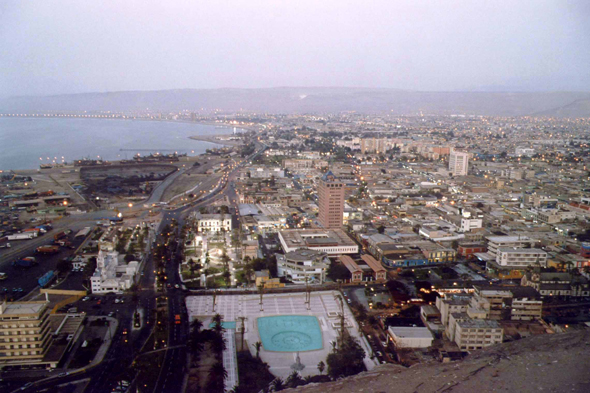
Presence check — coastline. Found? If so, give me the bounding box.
[189,134,243,147]
[0,117,248,171]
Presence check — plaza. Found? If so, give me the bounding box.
[185,291,376,379]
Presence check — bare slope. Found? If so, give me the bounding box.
[2,88,590,117]
[287,330,590,393]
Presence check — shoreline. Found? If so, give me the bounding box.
[188,134,243,147]
[0,117,250,172]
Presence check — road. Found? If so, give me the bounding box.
[7,143,266,393]
[152,144,266,392]
[144,167,185,206]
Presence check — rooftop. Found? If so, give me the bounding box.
[0,301,47,316]
[388,326,433,339]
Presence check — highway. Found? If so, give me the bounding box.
[151,143,265,392]
[8,143,266,393]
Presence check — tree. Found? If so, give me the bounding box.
[189,318,204,359]
[285,370,305,388]
[326,335,366,379]
[253,341,262,359]
[206,360,227,393]
[271,378,285,392]
[317,360,325,375]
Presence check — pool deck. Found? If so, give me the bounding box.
[186,290,377,379]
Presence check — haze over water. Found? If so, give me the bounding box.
[0,118,227,170]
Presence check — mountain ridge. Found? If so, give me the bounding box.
[2,87,590,117]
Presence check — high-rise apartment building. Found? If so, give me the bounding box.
[0,300,52,366]
[318,171,345,229]
[361,138,387,154]
[449,149,469,176]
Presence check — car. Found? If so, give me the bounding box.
[57,372,68,377]
[108,312,115,317]
[114,299,120,304]
[82,296,90,301]
[174,284,180,289]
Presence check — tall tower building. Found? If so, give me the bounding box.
[318,170,345,229]
[449,149,469,176]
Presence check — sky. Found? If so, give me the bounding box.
[1,0,589,97]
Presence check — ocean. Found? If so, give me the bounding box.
[0,117,230,170]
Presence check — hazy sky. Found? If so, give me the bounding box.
[1,0,589,97]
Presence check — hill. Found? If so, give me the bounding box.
[286,330,590,393]
[2,88,590,117]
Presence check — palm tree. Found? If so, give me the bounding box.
[212,313,224,334]
[189,318,204,357]
[206,360,227,393]
[286,370,304,388]
[317,360,325,375]
[271,377,285,392]
[253,341,262,359]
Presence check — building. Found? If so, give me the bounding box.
[195,213,232,233]
[278,229,358,255]
[0,300,52,367]
[254,270,284,289]
[495,248,547,269]
[521,271,590,297]
[360,254,387,282]
[90,250,139,293]
[515,147,535,157]
[458,243,487,259]
[448,150,469,176]
[460,218,482,232]
[276,249,329,284]
[388,326,434,348]
[453,319,503,351]
[361,138,387,154]
[338,255,363,283]
[485,236,537,258]
[436,294,472,330]
[317,171,345,229]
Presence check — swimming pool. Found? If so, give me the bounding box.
[208,321,237,329]
[257,315,323,352]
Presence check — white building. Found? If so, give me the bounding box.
[460,218,483,232]
[486,235,536,258]
[388,326,433,348]
[515,147,535,157]
[448,150,469,176]
[276,249,329,284]
[278,229,358,255]
[195,214,232,233]
[453,319,503,351]
[90,250,139,293]
[496,248,547,268]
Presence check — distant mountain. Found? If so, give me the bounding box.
[2,87,590,117]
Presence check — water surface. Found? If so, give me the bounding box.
[0,118,229,170]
